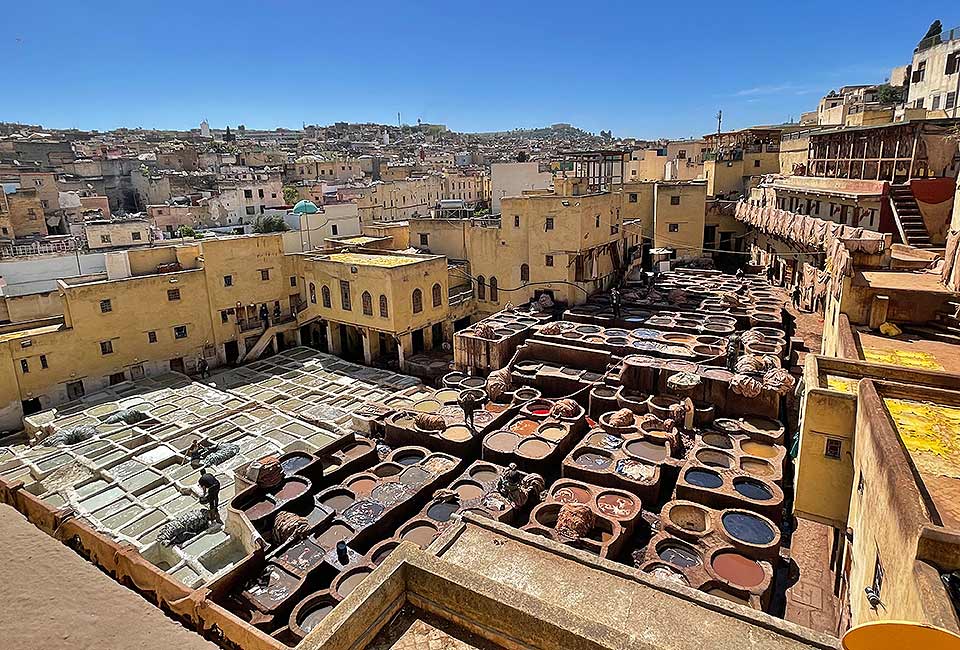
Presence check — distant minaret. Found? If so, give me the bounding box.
[200,119,210,138]
[382,130,390,145]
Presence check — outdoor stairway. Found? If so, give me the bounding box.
[901,300,960,345]
[239,322,289,363]
[889,184,935,249]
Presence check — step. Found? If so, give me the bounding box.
[900,324,960,345]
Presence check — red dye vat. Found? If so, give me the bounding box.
[531,408,550,416]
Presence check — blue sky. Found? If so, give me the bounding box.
[1,1,957,139]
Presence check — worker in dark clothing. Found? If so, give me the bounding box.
[198,469,222,524]
[273,302,281,321]
[259,303,270,328]
[735,268,745,280]
[725,334,740,372]
[610,287,622,321]
[766,265,775,284]
[792,284,802,311]
[458,391,479,432]
[197,356,209,379]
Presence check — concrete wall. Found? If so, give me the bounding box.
[490,163,552,215]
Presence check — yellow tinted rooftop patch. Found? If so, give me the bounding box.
[884,397,960,479]
[341,236,378,244]
[863,348,944,370]
[324,253,417,267]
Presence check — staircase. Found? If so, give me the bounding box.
[239,323,288,363]
[901,300,960,345]
[889,184,935,248]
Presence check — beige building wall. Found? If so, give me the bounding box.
[84,221,151,249]
[6,189,46,239]
[653,182,706,259]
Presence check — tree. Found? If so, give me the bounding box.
[254,215,289,233]
[282,186,299,205]
[516,151,529,162]
[224,126,234,142]
[875,84,904,105]
[176,225,196,238]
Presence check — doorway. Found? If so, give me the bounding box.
[411,328,425,354]
[66,380,85,400]
[225,340,240,364]
[170,357,186,374]
[431,323,443,350]
[21,398,41,416]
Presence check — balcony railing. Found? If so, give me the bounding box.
[917,26,960,52]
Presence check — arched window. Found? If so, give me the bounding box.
[321,285,331,308]
[361,291,373,316]
[489,277,499,303]
[379,294,388,318]
[432,283,442,307]
[412,288,423,314]
[477,275,486,300]
[520,264,529,283]
[309,282,317,304]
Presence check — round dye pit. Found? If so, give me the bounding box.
[733,477,774,501]
[244,499,274,520]
[298,601,335,633]
[280,454,312,475]
[435,389,460,404]
[412,399,441,413]
[616,459,655,482]
[586,433,623,450]
[553,485,591,504]
[394,450,426,466]
[517,437,553,459]
[460,377,486,389]
[741,458,775,477]
[373,463,402,478]
[538,424,567,442]
[454,481,484,501]
[684,468,723,489]
[712,552,766,590]
[626,440,668,463]
[741,441,778,459]
[426,500,460,522]
[657,542,701,568]
[275,479,309,502]
[667,503,710,533]
[401,522,439,547]
[315,523,354,549]
[441,425,472,443]
[510,419,539,437]
[695,449,733,469]
[399,466,430,486]
[469,465,499,484]
[596,492,638,519]
[370,482,405,508]
[485,431,521,454]
[320,490,356,511]
[336,568,372,598]
[574,450,612,470]
[371,541,398,565]
[722,511,776,545]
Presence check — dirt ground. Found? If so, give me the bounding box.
[0,503,218,650]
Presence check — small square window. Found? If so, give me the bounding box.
[668,223,679,233]
[629,193,637,203]
[260,269,270,281]
[220,310,229,323]
[100,234,111,244]
[40,354,48,369]
[753,159,761,168]
[245,206,256,215]
[420,233,429,245]
[100,340,114,355]
[670,195,681,205]
[514,215,520,227]
[132,231,142,241]
[243,189,253,199]
[167,288,181,301]
[289,276,297,287]
[545,255,554,267]
[223,275,233,287]
[100,299,112,313]
[148,331,157,343]
[825,438,842,459]
[174,325,188,339]
[20,359,29,373]
[545,217,554,231]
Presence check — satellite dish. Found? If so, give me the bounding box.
[842,621,960,650]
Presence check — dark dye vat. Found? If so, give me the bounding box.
[733,478,773,501]
[342,500,385,529]
[280,455,312,475]
[426,500,460,522]
[722,511,776,545]
[399,466,430,486]
[299,603,334,633]
[575,452,611,470]
[702,433,733,450]
[394,451,425,466]
[658,543,701,568]
[684,468,723,489]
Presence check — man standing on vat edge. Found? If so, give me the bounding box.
[196,468,223,524]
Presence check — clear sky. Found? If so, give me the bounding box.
[1,1,957,139]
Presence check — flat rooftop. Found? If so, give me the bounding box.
[855,328,960,374]
[857,271,955,294]
[322,252,423,267]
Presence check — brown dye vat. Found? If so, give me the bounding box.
[667,504,709,533]
[692,345,723,357]
[510,419,539,436]
[320,490,355,511]
[695,449,734,469]
[315,523,353,549]
[625,439,668,462]
[517,437,553,459]
[299,602,334,633]
[662,333,695,344]
[454,480,484,501]
[399,466,430,486]
[244,498,275,520]
[702,433,734,449]
[371,541,399,565]
[741,458,775,477]
[596,493,638,519]
[553,485,592,504]
[538,424,567,442]
[486,431,521,453]
[347,476,377,496]
[461,377,486,389]
[373,462,402,477]
[401,523,439,547]
[484,402,509,414]
[712,552,765,589]
[741,441,778,458]
[336,568,372,598]
[470,465,499,483]
[276,480,309,501]
[441,425,472,442]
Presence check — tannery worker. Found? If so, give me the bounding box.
[197,469,222,524]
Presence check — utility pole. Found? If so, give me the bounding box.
[716,110,722,136]
[397,112,401,128]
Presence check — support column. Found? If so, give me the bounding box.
[362,328,381,365]
[327,322,343,355]
[397,333,413,371]
[422,325,434,351]
[868,295,890,330]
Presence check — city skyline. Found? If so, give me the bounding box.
[2,1,957,138]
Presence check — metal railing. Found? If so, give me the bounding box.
[917,26,960,52]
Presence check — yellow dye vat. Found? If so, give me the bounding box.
[884,397,960,479]
[325,253,418,268]
[826,375,858,394]
[863,348,944,371]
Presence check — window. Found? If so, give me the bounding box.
[933,94,941,110]
[20,359,28,373]
[223,275,233,287]
[514,215,520,227]
[872,554,884,599]
[321,285,331,307]
[595,215,600,228]
[379,294,389,317]
[477,276,486,300]
[2,227,8,235]
[339,280,351,310]
[545,217,554,231]
[753,159,761,168]
[914,98,925,109]
[290,276,297,287]
[308,282,317,304]
[362,291,373,315]
[412,288,423,313]
[857,472,865,496]
[174,325,188,339]
[40,354,48,369]
[258,189,264,198]
[671,195,681,205]
[260,269,270,281]
[489,277,498,302]
[545,255,554,267]
[100,340,114,355]
[668,224,679,233]
[629,193,637,203]
[100,299,112,313]
[520,264,529,282]
[947,92,957,110]
[148,331,157,343]
[167,288,180,301]
[912,60,926,83]
[132,231,142,241]
[245,206,256,216]
[220,310,229,323]
[109,372,126,386]
[677,149,686,159]
[824,438,842,459]
[432,283,442,307]
[100,234,112,244]
[243,189,253,199]
[331,224,338,235]
[947,51,960,75]
[419,233,429,245]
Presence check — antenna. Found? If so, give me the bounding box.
[716,110,722,136]
[397,112,401,128]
